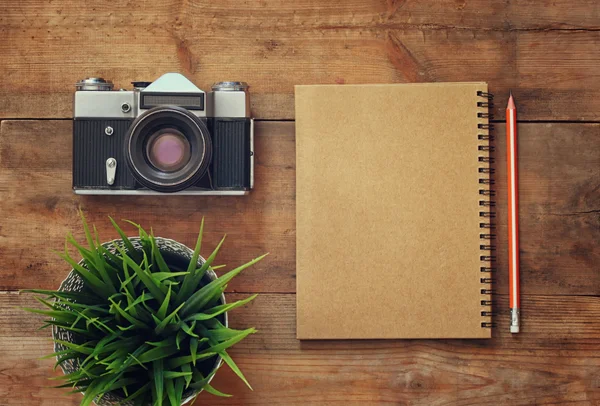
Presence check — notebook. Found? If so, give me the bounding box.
[295,83,495,339]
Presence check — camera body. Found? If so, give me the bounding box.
[73,73,253,195]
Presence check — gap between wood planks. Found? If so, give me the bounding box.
[0,116,600,124]
[0,118,296,121]
[1,290,598,298]
[315,22,600,33]
[3,118,600,123]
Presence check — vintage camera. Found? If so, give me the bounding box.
[73,73,253,195]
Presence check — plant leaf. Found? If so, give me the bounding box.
[123,220,152,255]
[175,220,207,303]
[145,337,176,348]
[108,298,146,329]
[128,351,148,370]
[66,233,101,278]
[54,353,81,370]
[188,370,217,390]
[49,299,110,315]
[196,324,254,389]
[97,240,124,269]
[34,296,75,313]
[151,272,190,282]
[120,259,136,299]
[102,349,132,371]
[163,371,192,379]
[94,237,121,286]
[137,345,180,364]
[80,378,105,406]
[165,378,178,406]
[200,328,256,355]
[181,254,267,318]
[208,326,250,342]
[80,331,121,367]
[220,350,253,390]
[153,359,164,406]
[187,218,205,275]
[109,216,141,262]
[192,235,226,280]
[185,294,257,322]
[21,289,97,303]
[39,348,72,360]
[121,288,142,319]
[79,210,116,294]
[175,329,185,350]
[46,320,94,337]
[83,335,139,368]
[203,282,229,309]
[95,345,149,404]
[181,363,192,389]
[114,244,166,303]
[181,320,198,338]
[52,339,95,355]
[157,284,172,321]
[203,383,232,397]
[154,302,186,335]
[166,352,217,369]
[190,337,199,366]
[59,250,111,298]
[150,234,172,275]
[104,377,139,394]
[71,307,115,334]
[117,383,150,404]
[21,305,74,323]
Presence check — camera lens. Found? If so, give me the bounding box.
[146,129,191,172]
[125,106,212,192]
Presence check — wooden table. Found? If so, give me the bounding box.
[1,1,599,405]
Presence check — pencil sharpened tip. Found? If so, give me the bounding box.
[507,92,516,109]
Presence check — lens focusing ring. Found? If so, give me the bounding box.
[125,106,212,193]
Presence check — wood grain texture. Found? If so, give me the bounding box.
[494,123,600,296]
[1,1,600,120]
[3,292,600,405]
[1,120,598,296]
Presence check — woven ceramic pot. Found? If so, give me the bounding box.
[53,237,226,406]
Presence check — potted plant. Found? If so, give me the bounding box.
[23,212,266,406]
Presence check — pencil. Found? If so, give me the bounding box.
[506,92,520,334]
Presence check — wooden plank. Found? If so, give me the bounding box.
[0,120,295,293]
[1,120,598,295]
[1,0,598,31]
[1,2,600,120]
[2,292,600,405]
[493,123,600,296]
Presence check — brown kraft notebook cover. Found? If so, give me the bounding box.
[295,83,493,339]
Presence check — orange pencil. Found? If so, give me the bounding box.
[507,92,520,334]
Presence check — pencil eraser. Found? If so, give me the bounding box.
[510,326,520,334]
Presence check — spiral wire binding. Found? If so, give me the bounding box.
[477,90,497,329]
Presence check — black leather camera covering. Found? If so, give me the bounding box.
[208,118,252,190]
[72,117,252,192]
[72,119,137,189]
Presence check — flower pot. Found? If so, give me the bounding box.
[53,237,226,406]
